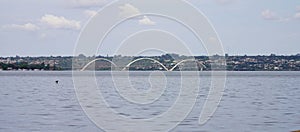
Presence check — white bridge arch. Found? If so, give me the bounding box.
[169,59,206,71]
[122,58,169,71]
[80,58,206,71]
[80,58,117,71]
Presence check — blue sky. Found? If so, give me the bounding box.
[0,0,299,56]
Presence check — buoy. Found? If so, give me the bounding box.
[55,80,59,84]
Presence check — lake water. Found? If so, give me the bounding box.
[0,71,299,132]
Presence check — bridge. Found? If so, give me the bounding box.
[80,58,206,71]
[122,58,169,71]
[169,59,206,71]
[80,58,117,71]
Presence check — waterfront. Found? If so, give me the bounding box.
[0,71,299,131]
[1,54,300,71]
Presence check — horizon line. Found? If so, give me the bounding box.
[1,53,300,58]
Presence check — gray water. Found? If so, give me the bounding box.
[0,71,299,132]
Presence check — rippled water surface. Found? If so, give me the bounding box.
[0,71,299,132]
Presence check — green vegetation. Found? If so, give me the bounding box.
[0,54,299,71]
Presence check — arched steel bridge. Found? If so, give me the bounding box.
[80,58,117,71]
[80,58,206,71]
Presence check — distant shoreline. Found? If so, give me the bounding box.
[1,69,300,71]
[1,54,300,71]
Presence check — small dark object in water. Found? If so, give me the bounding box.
[55,80,59,84]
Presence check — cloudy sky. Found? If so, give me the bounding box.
[0,0,299,56]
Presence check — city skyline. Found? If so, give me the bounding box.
[1,52,300,58]
[1,54,299,71]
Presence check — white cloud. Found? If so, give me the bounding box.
[69,0,108,7]
[40,14,81,30]
[139,16,156,25]
[260,6,300,22]
[119,3,141,18]
[293,6,300,20]
[118,4,155,25]
[297,6,300,12]
[2,14,81,32]
[261,9,279,20]
[84,10,97,17]
[2,23,39,31]
[294,12,300,19]
[39,33,47,39]
[262,6,300,21]
[261,9,296,22]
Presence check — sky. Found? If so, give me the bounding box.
[0,0,300,57]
